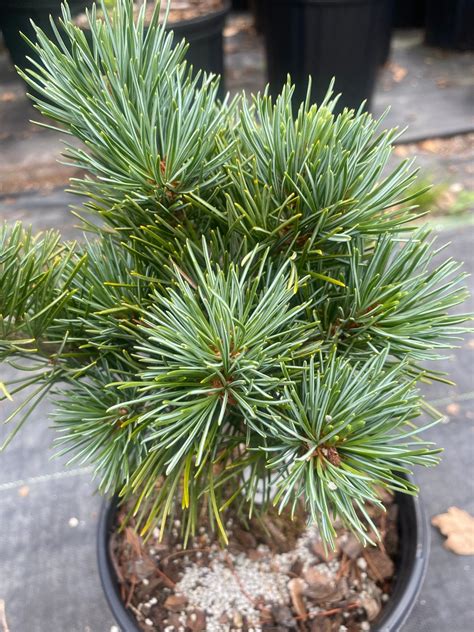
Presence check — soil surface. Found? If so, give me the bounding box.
[110,493,399,632]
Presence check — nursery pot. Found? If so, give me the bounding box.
[377,0,394,66]
[425,0,474,51]
[262,0,385,112]
[97,479,430,632]
[0,1,230,97]
[392,0,425,28]
[0,1,91,70]
[249,0,266,34]
[168,1,230,94]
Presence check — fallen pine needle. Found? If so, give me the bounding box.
[224,553,257,606]
[315,602,360,618]
[295,601,360,621]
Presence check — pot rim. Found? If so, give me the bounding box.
[373,488,430,631]
[263,0,384,6]
[165,0,231,32]
[166,1,231,43]
[0,1,87,8]
[0,1,231,29]
[97,477,430,632]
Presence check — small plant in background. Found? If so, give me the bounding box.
[0,0,470,553]
[403,176,474,220]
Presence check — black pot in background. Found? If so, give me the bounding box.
[1,1,230,99]
[425,0,474,51]
[377,0,395,66]
[263,0,384,112]
[392,0,425,28]
[97,480,430,632]
[232,0,265,34]
[0,0,90,70]
[249,0,265,33]
[169,2,231,94]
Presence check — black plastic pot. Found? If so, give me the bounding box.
[169,2,231,90]
[392,0,425,28]
[0,1,230,97]
[249,0,265,33]
[231,0,249,8]
[425,0,474,51]
[263,0,385,112]
[374,489,430,631]
[97,480,430,632]
[377,0,395,66]
[0,1,90,70]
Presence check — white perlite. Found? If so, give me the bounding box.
[176,551,288,632]
[175,527,339,632]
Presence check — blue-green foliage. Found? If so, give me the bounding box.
[0,1,470,545]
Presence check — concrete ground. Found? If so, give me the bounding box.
[0,11,473,632]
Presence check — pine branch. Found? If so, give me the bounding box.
[52,361,147,493]
[261,351,441,547]
[19,0,236,228]
[112,243,317,471]
[221,82,422,259]
[0,222,83,355]
[316,228,470,374]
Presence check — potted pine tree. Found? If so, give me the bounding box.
[1,1,470,631]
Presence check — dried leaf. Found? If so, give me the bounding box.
[131,556,157,580]
[125,526,143,558]
[446,403,460,416]
[311,538,339,562]
[393,145,410,157]
[164,594,188,612]
[0,92,16,103]
[419,139,442,153]
[363,547,395,581]
[186,610,207,632]
[233,527,257,549]
[339,534,363,560]
[436,77,451,88]
[432,507,474,555]
[388,62,408,83]
[303,566,337,600]
[359,593,381,621]
[288,577,307,617]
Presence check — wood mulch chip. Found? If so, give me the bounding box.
[109,492,399,632]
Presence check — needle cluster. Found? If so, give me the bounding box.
[0,1,470,546]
